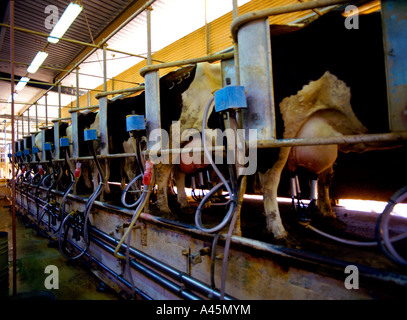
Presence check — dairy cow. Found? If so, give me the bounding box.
[162,11,394,242]
[254,10,394,241]
[66,111,101,195]
[107,62,221,213]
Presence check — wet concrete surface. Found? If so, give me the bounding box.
[0,198,119,300]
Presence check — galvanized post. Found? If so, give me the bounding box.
[58,83,62,118]
[35,102,38,131]
[21,114,24,138]
[145,7,161,151]
[45,93,48,127]
[71,111,79,158]
[99,96,109,155]
[27,108,30,135]
[54,121,60,160]
[41,128,46,162]
[99,43,109,155]
[381,0,407,131]
[238,18,276,142]
[31,133,36,161]
[76,67,80,109]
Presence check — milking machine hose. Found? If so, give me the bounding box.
[114,180,153,260]
[121,173,144,208]
[195,95,245,300]
[375,184,407,266]
[57,142,105,260]
[305,185,407,266]
[120,133,146,208]
[306,221,407,246]
[194,96,237,234]
[58,181,104,260]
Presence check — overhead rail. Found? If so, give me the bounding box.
[3,0,160,148]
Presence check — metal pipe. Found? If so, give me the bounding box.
[9,0,17,296]
[147,7,152,66]
[81,246,152,300]
[231,0,351,41]
[90,227,235,300]
[68,105,99,113]
[0,77,104,92]
[95,86,145,99]
[90,236,201,300]
[76,68,80,109]
[27,108,30,135]
[58,84,61,119]
[103,44,107,92]
[254,131,407,148]
[106,47,165,63]
[45,94,48,127]
[0,22,100,49]
[0,100,68,107]
[35,103,38,131]
[140,52,235,77]
[51,117,71,122]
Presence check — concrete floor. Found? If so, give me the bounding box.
[0,198,119,300]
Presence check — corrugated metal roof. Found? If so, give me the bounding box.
[0,0,135,108]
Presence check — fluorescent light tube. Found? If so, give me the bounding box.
[47,2,83,44]
[15,77,30,91]
[27,51,48,74]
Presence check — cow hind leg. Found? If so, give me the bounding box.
[315,166,346,230]
[154,164,174,216]
[173,168,189,209]
[258,147,292,243]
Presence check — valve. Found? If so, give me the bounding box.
[74,162,81,178]
[143,160,153,185]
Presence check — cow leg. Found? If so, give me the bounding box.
[316,166,346,230]
[231,175,247,237]
[173,167,189,209]
[104,159,111,194]
[258,147,291,241]
[155,164,174,215]
[317,166,336,219]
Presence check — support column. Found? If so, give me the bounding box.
[238,19,275,142]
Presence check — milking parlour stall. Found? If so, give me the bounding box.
[1,0,407,311]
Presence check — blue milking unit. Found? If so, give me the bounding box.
[214,85,247,113]
[120,114,146,208]
[60,137,70,147]
[84,128,98,141]
[126,114,146,132]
